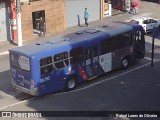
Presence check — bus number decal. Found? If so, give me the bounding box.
[17,74,30,85]
[40,76,51,83]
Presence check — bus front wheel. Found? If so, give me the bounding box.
[121,57,129,69]
[65,78,77,91]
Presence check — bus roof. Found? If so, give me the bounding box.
[9,30,109,57]
[9,22,142,58]
[96,22,133,36]
[113,21,143,31]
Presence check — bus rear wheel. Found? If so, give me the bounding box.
[65,78,77,91]
[121,57,129,69]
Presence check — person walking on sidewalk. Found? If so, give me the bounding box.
[38,17,46,37]
[84,8,89,27]
[130,0,138,14]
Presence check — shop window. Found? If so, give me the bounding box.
[32,10,45,33]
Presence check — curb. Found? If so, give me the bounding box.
[0,51,9,56]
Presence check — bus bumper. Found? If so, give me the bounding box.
[12,81,39,96]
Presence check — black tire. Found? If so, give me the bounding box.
[121,57,129,69]
[65,78,77,91]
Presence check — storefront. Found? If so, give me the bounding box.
[0,0,10,42]
[103,0,112,17]
[19,0,65,40]
[8,0,131,42]
[65,0,101,28]
[111,0,131,12]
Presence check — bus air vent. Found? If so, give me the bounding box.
[102,25,108,27]
[64,38,70,41]
[46,38,65,44]
[36,41,46,45]
[85,29,100,34]
[75,31,83,35]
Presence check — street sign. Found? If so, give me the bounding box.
[151,27,160,68]
[152,27,160,38]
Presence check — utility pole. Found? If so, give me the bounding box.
[151,27,159,68]
[16,0,22,46]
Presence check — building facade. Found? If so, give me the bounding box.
[65,0,101,27]
[8,0,114,42]
[20,0,65,40]
[0,0,11,42]
[2,0,132,42]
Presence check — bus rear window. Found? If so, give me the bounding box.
[10,53,30,71]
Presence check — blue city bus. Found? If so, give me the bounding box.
[9,22,145,96]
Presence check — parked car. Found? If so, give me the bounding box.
[130,17,160,33]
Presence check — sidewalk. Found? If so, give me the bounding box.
[0,1,160,55]
[0,13,127,55]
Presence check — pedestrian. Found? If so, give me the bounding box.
[130,0,138,15]
[38,17,45,37]
[84,8,89,27]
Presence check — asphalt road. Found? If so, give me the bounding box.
[0,32,160,120]
[1,1,160,119]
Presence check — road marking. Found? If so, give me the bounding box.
[0,97,35,110]
[58,59,160,94]
[0,91,14,98]
[56,59,156,95]
[144,56,159,61]
[0,51,9,56]
[0,59,160,110]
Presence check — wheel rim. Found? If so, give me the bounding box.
[68,79,75,89]
[122,59,128,68]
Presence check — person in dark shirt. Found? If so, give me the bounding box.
[38,17,45,37]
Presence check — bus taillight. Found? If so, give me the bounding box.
[30,79,34,88]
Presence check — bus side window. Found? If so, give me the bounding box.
[40,56,52,66]
[116,31,132,49]
[54,51,69,69]
[40,56,54,74]
[70,47,84,64]
[101,37,116,54]
[101,39,110,54]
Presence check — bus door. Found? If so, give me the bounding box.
[85,45,99,79]
[135,30,145,59]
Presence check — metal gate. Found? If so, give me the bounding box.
[0,1,10,42]
[65,0,100,28]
